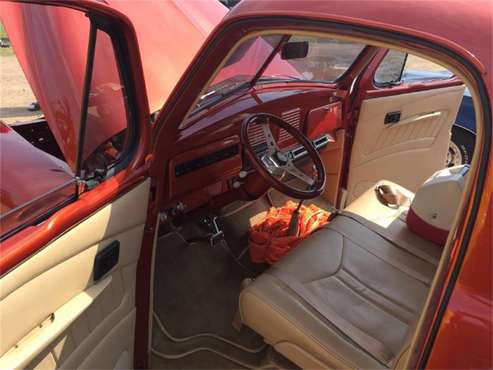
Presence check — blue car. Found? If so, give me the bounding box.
[450,88,476,166]
[403,69,476,167]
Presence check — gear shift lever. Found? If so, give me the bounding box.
[287,200,303,236]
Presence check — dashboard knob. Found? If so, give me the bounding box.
[232,181,242,189]
[238,170,248,179]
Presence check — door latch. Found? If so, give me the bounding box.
[93,240,119,281]
[384,111,401,125]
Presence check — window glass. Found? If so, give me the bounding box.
[191,34,365,116]
[195,35,284,111]
[0,4,89,167]
[402,54,454,83]
[81,30,129,178]
[0,3,130,238]
[374,50,407,85]
[0,3,88,238]
[265,36,365,82]
[375,50,453,85]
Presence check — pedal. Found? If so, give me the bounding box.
[204,216,225,248]
[209,230,225,248]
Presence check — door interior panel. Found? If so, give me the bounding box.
[320,129,346,206]
[346,85,465,203]
[0,180,150,370]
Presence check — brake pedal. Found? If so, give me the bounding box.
[201,216,225,248]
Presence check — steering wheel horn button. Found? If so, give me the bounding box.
[274,151,289,166]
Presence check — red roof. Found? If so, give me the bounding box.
[227,0,492,85]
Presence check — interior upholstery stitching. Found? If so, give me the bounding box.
[299,232,345,285]
[332,222,434,266]
[327,226,432,286]
[334,216,439,266]
[240,289,361,369]
[392,344,410,369]
[1,223,145,300]
[333,272,413,326]
[300,274,411,361]
[340,267,418,317]
[266,275,390,367]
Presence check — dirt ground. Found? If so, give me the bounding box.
[0,53,40,124]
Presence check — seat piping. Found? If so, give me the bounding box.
[337,212,439,266]
[272,270,393,366]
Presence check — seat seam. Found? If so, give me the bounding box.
[330,220,431,265]
[240,288,363,369]
[333,272,413,327]
[330,226,432,286]
[392,344,410,369]
[334,215,439,265]
[299,232,345,285]
[340,267,418,318]
[268,274,392,367]
[296,234,421,324]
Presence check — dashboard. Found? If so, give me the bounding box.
[166,84,344,211]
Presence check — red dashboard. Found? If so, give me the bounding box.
[166,84,343,211]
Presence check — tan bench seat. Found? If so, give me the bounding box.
[240,181,442,369]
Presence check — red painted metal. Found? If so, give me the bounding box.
[106,0,226,113]
[426,196,492,368]
[365,78,465,99]
[0,122,74,236]
[0,0,151,260]
[164,86,340,210]
[225,1,490,75]
[0,4,90,168]
[0,0,226,169]
[1,1,491,369]
[306,101,342,139]
[0,169,148,274]
[169,136,241,198]
[150,3,492,369]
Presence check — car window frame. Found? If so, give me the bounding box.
[0,11,140,241]
[373,49,457,88]
[76,16,139,189]
[372,49,408,87]
[259,35,368,85]
[185,33,369,123]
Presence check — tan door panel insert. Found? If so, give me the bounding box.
[346,85,465,203]
[0,180,150,370]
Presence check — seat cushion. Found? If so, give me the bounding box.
[240,186,442,369]
[345,179,414,229]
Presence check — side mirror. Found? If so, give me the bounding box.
[281,41,309,60]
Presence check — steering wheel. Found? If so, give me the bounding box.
[241,113,326,199]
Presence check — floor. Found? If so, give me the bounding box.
[151,185,332,369]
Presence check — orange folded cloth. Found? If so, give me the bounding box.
[249,201,331,264]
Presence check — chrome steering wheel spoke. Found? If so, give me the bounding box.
[241,113,326,199]
[282,160,315,187]
[260,121,280,155]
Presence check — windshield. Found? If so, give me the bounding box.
[195,35,285,110]
[270,36,366,82]
[192,34,366,114]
